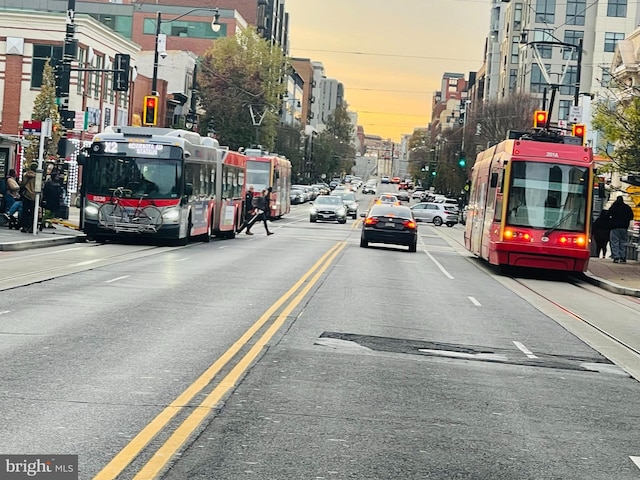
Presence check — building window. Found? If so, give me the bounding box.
[103,57,115,104]
[31,44,63,89]
[599,66,612,87]
[89,14,133,38]
[560,65,578,95]
[604,32,624,53]
[558,100,571,120]
[511,36,520,64]
[77,48,85,95]
[534,29,554,58]
[530,63,549,93]
[566,0,586,25]
[513,3,523,30]
[607,0,627,17]
[535,0,556,23]
[143,18,225,39]
[563,30,584,60]
[92,56,103,99]
[509,69,518,93]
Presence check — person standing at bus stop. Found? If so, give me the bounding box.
[245,188,273,236]
[608,195,634,263]
[19,163,37,233]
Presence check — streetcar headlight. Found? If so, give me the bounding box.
[162,208,180,222]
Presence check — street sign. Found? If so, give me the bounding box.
[569,106,582,123]
[22,120,42,135]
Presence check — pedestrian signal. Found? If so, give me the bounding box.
[143,95,159,126]
[572,124,586,145]
[533,110,548,128]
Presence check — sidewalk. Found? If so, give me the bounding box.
[582,256,640,297]
[0,207,86,251]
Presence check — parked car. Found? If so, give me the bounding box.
[360,203,418,252]
[331,191,358,218]
[329,181,339,190]
[410,202,459,227]
[309,195,347,224]
[290,188,305,205]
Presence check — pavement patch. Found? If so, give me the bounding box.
[317,331,627,375]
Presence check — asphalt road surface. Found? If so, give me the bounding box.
[1,185,640,480]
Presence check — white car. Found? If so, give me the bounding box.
[410,202,459,227]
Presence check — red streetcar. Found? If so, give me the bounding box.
[244,148,291,218]
[464,130,594,273]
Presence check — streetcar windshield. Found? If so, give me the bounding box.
[506,161,589,231]
[246,160,270,192]
[86,156,182,199]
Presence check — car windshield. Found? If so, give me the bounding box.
[315,196,342,205]
[333,193,356,201]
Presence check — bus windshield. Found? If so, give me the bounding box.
[86,155,182,199]
[506,161,589,231]
[246,160,270,191]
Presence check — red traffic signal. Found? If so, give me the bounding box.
[533,110,548,128]
[143,95,159,126]
[572,123,586,144]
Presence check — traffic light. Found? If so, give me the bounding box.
[113,54,130,92]
[533,110,548,128]
[143,95,159,126]
[59,109,75,130]
[54,63,71,98]
[458,152,466,168]
[572,123,586,145]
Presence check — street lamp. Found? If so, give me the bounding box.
[151,8,221,96]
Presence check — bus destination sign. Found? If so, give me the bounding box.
[101,141,180,159]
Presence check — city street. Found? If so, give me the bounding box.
[1,188,640,479]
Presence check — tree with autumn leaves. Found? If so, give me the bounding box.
[198,27,288,152]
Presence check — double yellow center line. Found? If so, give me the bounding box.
[94,241,346,480]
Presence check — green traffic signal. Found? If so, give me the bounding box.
[431,171,436,176]
[458,159,466,167]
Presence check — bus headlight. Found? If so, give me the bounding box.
[162,208,180,222]
[84,204,99,218]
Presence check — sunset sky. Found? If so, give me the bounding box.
[285,0,490,142]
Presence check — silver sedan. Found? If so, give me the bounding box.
[410,202,459,227]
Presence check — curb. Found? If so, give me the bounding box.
[0,235,87,251]
[580,271,640,298]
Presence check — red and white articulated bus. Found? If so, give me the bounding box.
[464,131,594,273]
[79,127,246,245]
[244,148,291,218]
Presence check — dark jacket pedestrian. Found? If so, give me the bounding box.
[245,189,273,236]
[244,185,255,223]
[608,195,634,263]
[592,209,611,259]
[42,173,64,218]
[20,163,37,233]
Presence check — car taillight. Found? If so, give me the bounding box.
[364,217,379,225]
[403,220,417,229]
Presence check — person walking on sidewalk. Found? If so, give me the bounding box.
[592,209,612,259]
[608,195,634,263]
[245,188,273,236]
